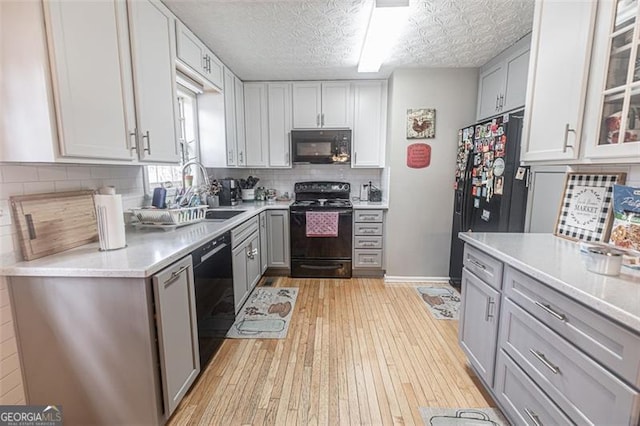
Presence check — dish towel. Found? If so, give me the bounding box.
[306,211,339,237]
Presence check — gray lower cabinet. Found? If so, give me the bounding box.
[8,256,201,424]
[460,242,640,426]
[232,217,261,313]
[267,209,290,268]
[353,209,385,275]
[259,211,268,274]
[494,350,573,426]
[152,255,200,417]
[459,267,501,387]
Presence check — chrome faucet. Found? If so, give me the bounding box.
[181,160,211,189]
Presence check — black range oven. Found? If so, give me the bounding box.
[289,182,353,278]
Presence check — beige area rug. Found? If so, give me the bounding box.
[226,287,298,339]
[419,407,508,426]
[416,285,461,320]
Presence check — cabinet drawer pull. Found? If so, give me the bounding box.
[129,129,138,152]
[563,123,576,152]
[485,297,494,321]
[165,264,189,285]
[534,301,566,322]
[529,349,560,375]
[524,408,543,426]
[469,258,486,270]
[142,130,151,154]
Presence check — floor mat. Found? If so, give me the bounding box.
[419,407,508,426]
[227,287,298,339]
[416,285,461,320]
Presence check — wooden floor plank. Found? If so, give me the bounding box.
[168,278,496,426]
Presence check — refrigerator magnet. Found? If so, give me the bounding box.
[472,187,477,196]
[481,187,487,197]
[493,158,506,177]
[495,176,504,195]
[474,198,480,208]
[481,209,491,221]
[515,166,526,180]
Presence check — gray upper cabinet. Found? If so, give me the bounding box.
[243,83,269,167]
[292,82,352,129]
[128,0,181,163]
[43,0,135,161]
[476,34,531,121]
[175,21,223,90]
[521,0,597,163]
[459,267,502,387]
[352,81,387,168]
[152,255,200,417]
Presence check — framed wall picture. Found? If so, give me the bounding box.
[554,172,626,242]
[407,108,435,139]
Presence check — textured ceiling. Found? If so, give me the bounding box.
[163,0,535,81]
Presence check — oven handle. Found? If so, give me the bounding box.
[290,210,352,215]
[299,264,345,270]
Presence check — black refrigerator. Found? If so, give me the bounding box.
[448,111,529,288]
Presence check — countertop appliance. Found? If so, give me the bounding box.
[219,178,239,206]
[448,111,529,288]
[192,231,235,367]
[291,129,351,164]
[290,181,353,278]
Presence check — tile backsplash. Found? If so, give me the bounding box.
[0,163,145,264]
[206,165,384,200]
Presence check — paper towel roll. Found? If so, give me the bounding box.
[94,194,126,251]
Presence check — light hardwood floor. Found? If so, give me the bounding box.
[168,277,494,425]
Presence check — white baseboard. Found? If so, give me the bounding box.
[384,276,451,285]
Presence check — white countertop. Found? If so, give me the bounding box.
[351,200,389,209]
[1,201,292,279]
[459,232,640,333]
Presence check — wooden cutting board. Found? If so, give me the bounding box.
[10,190,98,261]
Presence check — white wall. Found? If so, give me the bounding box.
[0,162,145,405]
[385,68,478,280]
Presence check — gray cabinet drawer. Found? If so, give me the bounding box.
[495,350,573,426]
[354,210,383,222]
[354,236,383,249]
[354,223,383,236]
[504,266,640,389]
[231,216,259,248]
[354,250,382,267]
[499,298,640,426]
[463,245,503,290]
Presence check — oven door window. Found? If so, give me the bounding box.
[290,210,353,259]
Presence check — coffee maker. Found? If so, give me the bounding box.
[219,178,239,206]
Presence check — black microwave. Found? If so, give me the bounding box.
[291,130,351,164]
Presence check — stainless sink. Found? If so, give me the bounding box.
[204,209,246,222]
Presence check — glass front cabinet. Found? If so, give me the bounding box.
[584,0,640,160]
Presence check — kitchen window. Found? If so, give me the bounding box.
[146,79,202,193]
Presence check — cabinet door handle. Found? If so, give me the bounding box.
[563,123,576,152]
[529,349,560,375]
[524,408,543,426]
[496,94,500,111]
[284,152,289,165]
[321,113,325,126]
[484,297,494,321]
[468,258,486,270]
[129,129,138,152]
[203,55,208,72]
[534,301,566,322]
[165,264,189,285]
[500,94,504,110]
[142,131,151,154]
[228,150,234,163]
[354,152,357,164]
[316,114,320,127]
[239,151,243,164]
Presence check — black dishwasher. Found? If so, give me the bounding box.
[192,231,235,368]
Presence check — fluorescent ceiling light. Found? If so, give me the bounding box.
[358,0,409,73]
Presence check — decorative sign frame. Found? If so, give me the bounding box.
[554,172,626,242]
[407,108,435,139]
